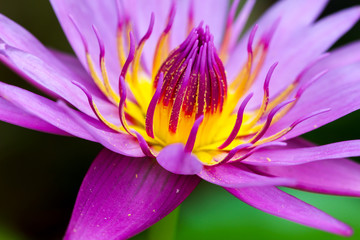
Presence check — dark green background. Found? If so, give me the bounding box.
[0,1,359,239]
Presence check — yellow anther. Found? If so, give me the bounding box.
[86,53,107,96]
[100,57,120,104]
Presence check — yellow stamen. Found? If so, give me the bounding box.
[86,53,107,96]
[91,99,124,133]
[267,83,297,111]
[117,29,126,67]
[152,33,170,79]
[100,57,120,104]
[254,126,292,146]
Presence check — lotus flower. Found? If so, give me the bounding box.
[1,0,360,239]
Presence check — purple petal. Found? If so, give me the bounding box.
[227,0,328,79]
[0,82,94,141]
[302,41,360,80]
[156,143,203,175]
[60,101,144,157]
[198,163,296,188]
[255,159,360,198]
[0,44,116,118]
[65,149,200,240]
[266,62,360,139]
[119,0,172,70]
[0,15,107,106]
[119,0,228,72]
[228,5,360,108]
[226,186,352,236]
[50,0,120,84]
[252,138,360,197]
[190,0,228,48]
[49,49,104,99]
[242,139,360,166]
[0,98,68,135]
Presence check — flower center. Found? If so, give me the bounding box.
[73,2,330,166]
[146,25,227,146]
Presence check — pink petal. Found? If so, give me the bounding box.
[227,0,328,80]
[255,159,360,198]
[65,149,200,240]
[0,44,116,118]
[242,140,360,166]
[266,62,360,139]
[50,0,120,84]
[60,101,144,157]
[50,49,104,99]
[251,138,360,197]
[157,143,203,175]
[190,0,228,47]
[0,98,68,135]
[0,82,94,141]
[302,41,360,80]
[0,14,107,108]
[228,5,360,108]
[198,163,296,188]
[226,186,352,236]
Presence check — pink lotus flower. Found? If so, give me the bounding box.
[1,0,360,239]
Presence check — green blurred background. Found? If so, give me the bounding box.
[0,0,359,239]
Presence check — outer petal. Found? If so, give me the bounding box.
[50,0,120,84]
[64,149,200,240]
[226,186,352,236]
[266,62,360,139]
[0,14,106,105]
[0,98,68,135]
[198,163,296,188]
[60,101,144,157]
[227,0,328,79]
[255,159,360,198]
[251,138,360,197]
[302,41,360,80]
[242,140,360,166]
[0,44,115,117]
[228,5,360,107]
[0,82,94,141]
[50,49,104,98]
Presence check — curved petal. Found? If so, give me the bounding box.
[50,0,120,83]
[255,159,360,198]
[0,14,106,103]
[242,140,360,166]
[124,0,228,71]
[198,163,296,188]
[226,186,352,236]
[0,82,94,141]
[0,97,68,135]
[65,149,200,240]
[49,49,104,99]
[227,0,328,79]
[0,44,115,117]
[157,143,204,175]
[0,14,55,64]
[266,62,360,139]
[228,5,360,108]
[60,101,144,157]
[302,40,360,80]
[251,138,360,197]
